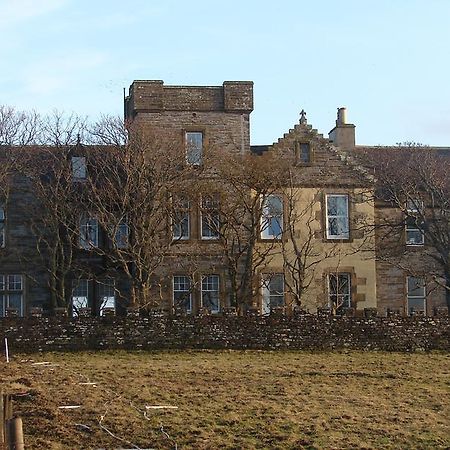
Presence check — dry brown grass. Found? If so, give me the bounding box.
[1,350,449,449]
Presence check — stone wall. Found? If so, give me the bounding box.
[1,315,448,353]
[125,80,253,114]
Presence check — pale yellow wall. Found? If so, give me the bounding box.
[258,187,376,312]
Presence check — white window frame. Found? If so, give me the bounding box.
[72,279,90,316]
[173,275,192,313]
[201,195,220,240]
[328,273,352,312]
[185,131,203,166]
[98,279,116,315]
[405,217,424,246]
[261,274,285,315]
[8,275,23,291]
[0,274,24,317]
[80,217,99,249]
[406,276,426,315]
[173,199,190,241]
[260,194,283,240]
[0,206,5,248]
[201,275,220,313]
[71,156,87,180]
[326,194,350,239]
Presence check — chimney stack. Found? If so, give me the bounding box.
[329,107,355,148]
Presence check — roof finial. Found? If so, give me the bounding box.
[299,109,307,124]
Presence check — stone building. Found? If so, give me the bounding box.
[0,80,448,317]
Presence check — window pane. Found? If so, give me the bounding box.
[173,211,190,240]
[8,275,22,290]
[329,217,349,237]
[0,275,4,290]
[115,221,129,248]
[261,195,283,239]
[407,277,425,297]
[201,275,219,312]
[72,297,88,315]
[262,274,285,314]
[80,218,98,249]
[201,195,219,239]
[0,295,5,317]
[329,273,351,310]
[73,279,89,297]
[268,217,282,237]
[99,279,115,314]
[327,195,348,216]
[201,195,219,209]
[173,276,192,312]
[186,132,203,165]
[299,143,310,163]
[406,228,424,245]
[326,195,349,239]
[8,294,23,316]
[407,297,425,314]
[72,279,89,316]
[201,213,219,238]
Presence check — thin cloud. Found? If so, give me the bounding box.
[20,50,108,96]
[0,0,67,28]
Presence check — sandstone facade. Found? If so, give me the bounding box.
[0,80,448,318]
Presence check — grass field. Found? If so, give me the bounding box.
[2,350,449,449]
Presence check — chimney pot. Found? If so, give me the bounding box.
[337,107,347,125]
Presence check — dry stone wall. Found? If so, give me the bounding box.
[1,315,448,353]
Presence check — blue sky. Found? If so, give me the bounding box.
[1,0,449,146]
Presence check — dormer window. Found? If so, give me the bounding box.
[72,156,86,180]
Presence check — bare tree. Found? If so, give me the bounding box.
[18,146,85,310]
[38,109,88,147]
[202,150,287,313]
[88,114,128,146]
[360,145,450,312]
[281,184,331,310]
[85,123,196,309]
[0,106,40,146]
[13,111,89,311]
[0,105,40,206]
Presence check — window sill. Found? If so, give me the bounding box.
[323,237,353,244]
[259,237,283,242]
